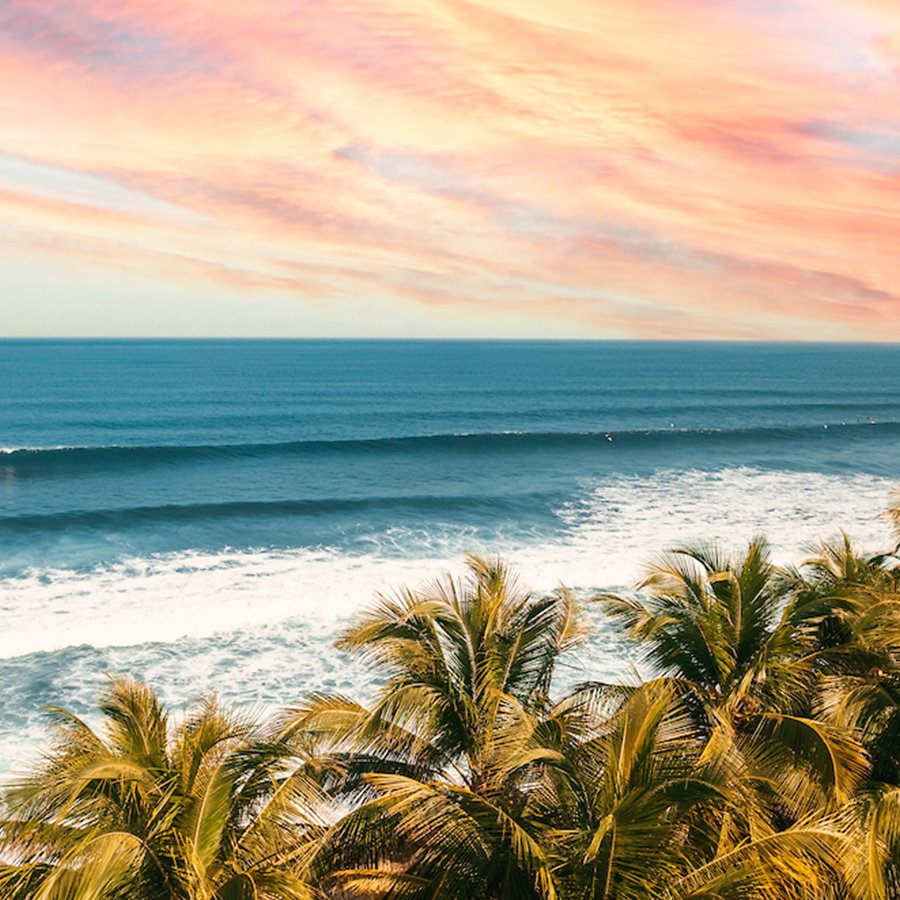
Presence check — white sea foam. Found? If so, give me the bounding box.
[0,548,463,659]
[0,467,895,772]
[1,467,894,660]
[0,445,77,454]
[552,467,897,585]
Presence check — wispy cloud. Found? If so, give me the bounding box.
[1,0,898,337]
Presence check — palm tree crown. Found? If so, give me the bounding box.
[0,678,329,899]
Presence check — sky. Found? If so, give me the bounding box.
[1,0,899,339]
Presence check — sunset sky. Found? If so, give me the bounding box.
[2,0,899,339]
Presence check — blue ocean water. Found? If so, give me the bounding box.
[0,340,898,769]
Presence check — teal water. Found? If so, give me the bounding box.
[1,340,897,769]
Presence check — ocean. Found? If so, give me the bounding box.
[1,339,898,771]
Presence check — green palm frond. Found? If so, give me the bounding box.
[97,676,170,769]
[749,713,869,806]
[600,538,784,696]
[16,830,145,900]
[546,682,733,899]
[359,773,557,900]
[801,533,892,589]
[333,556,585,787]
[670,820,848,900]
[833,786,900,900]
[0,677,332,899]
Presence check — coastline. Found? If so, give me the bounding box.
[1,469,895,774]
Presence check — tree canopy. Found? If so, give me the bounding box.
[2,503,899,899]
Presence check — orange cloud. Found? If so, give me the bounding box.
[1,0,898,337]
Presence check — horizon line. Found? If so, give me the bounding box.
[1,336,899,346]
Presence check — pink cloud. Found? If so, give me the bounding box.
[1,0,898,337]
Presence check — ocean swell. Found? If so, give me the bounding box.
[1,420,896,475]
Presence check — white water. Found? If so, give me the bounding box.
[0,467,895,772]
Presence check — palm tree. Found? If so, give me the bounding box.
[814,573,900,894]
[838,785,900,900]
[0,677,331,899]
[597,538,815,714]
[539,679,724,898]
[281,554,583,899]
[798,533,897,592]
[596,538,869,820]
[288,554,855,898]
[541,680,848,899]
[790,529,900,787]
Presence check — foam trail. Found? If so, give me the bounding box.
[0,467,896,774]
[0,548,458,659]
[553,467,897,585]
[1,468,894,660]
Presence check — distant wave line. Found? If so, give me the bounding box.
[1,419,897,469]
[0,492,556,534]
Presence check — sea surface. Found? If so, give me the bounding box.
[1,340,898,771]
